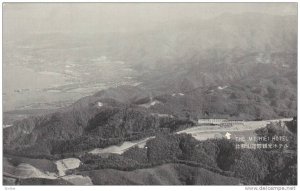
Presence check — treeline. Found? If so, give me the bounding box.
[4,104,195,158]
[255,117,297,150]
[79,118,297,185]
[78,134,238,177]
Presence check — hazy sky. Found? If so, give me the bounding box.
[4,3,297,39]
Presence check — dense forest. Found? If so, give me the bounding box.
[74,118,297,185]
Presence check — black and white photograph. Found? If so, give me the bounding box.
[2,2,298,188]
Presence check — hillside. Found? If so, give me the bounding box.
[80,163,240,185]
[3,86,195,157]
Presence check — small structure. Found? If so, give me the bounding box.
[198,118,245,127]
[97,102,103,107]
[198,118,228,125]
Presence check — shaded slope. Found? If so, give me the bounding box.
[81,163,240,185]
